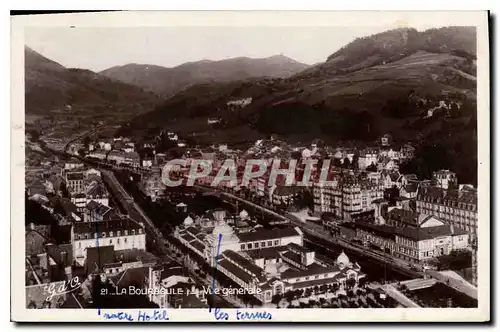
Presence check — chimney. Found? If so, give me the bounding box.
[28,222,35,231]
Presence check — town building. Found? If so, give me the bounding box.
[399,144,416,162]
[432,170,458,190]
[227,97,253,107]
[175,213,365,306]
[64,158,84,170]
[71,218,146,266]
[416,186,478,235]
[380,134,392,147]
[87,149,108,161]
[65,171,84,194]
[355,207,469,263]
[107,150,141,167]
[314,177,383,221]
[358,149,378,170]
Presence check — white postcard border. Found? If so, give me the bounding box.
[11,10,490,322]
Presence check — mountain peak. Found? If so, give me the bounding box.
[25,46,66,72]
[100,55,310,97]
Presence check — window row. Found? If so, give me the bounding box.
[241,239,280,250]
[75,229,143,240]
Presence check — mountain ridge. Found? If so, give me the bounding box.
[121,26,478,184]
[24,46,161,123]
[99,54,310,97]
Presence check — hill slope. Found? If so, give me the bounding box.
[122,26,478,184]
[99,55,310,97]
[25,47,161,123]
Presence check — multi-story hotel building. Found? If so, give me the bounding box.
[313,178,383,220]
[416,186,478,235]
[71,218,146,266]
[354,208,469,263]
[65,171,84,194]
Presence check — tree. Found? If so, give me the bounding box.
[351,153,359,170]
[284,290,295,302]
[343,158,351,169]
[271,294,283,307]
[436,249,472,270]
[28,129,41,142]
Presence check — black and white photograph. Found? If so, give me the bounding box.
[10,10,490,322]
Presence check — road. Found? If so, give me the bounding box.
[426,270,478,300]
[378,284,421,308]
[100,170,237,308]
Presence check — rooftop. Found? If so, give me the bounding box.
[237,227,300,243]
[73,217,143,236]
[222,250,263,277]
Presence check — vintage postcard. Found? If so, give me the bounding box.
[11,10,490,322]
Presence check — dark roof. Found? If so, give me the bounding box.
[111,266,150,288]
[222,250,263,277]
[245,246,287,260]
[281,264,340,280]
[286,242,312,254]
[218,259,254,284]
[161,262,185,280]
[237,227,300,243]
[86,200,101,211]
[86,202,112,218]
[59,199,79,216]
[114,249,158,264]
[418,187,477,207]
[86,182,108,197]
[73,218,143,236]
[66,172,84,181]
[182,234,196,243]
[355,221,468,242]
[186,227,202,236]
[354,221,397,240]
[403,183,418,193]
[191,241,205,252]
[85,246,115,274]
[387,209,421,227]
[281,251,302,265]
[388,172,400,182]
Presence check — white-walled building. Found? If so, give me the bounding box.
[358,149,378,170]
[71,218,146,266]
[355,209,469,263]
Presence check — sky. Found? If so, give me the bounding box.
[25,25,446,72]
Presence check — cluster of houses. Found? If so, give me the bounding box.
[25,160,208,309]
[85,137,140,168]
